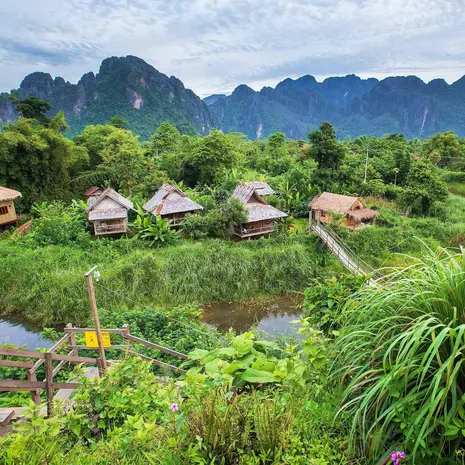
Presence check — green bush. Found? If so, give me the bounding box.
[334,249,465,463]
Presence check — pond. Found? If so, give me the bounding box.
[0,294,304,349]
[0,315,53,350]
[202,294,304,334]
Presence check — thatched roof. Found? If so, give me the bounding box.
[244,181,275,196]
[232,185,287,222]
[347,208,379,222]
[86,188,133,214]
[0,187,22,202]
[143,184,203,216]
[308,192,360,214]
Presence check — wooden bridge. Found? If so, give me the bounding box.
[0,323,189,425]
[311,222,382,283]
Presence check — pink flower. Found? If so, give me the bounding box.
[391,451,406,465]
[170,402,179,412]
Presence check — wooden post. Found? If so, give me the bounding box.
[45,353,53,416]
[67,323,77,356]
[85,267,107,372]
[27,370,41,405]
[309,209,313,233]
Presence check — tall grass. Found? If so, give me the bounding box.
[333,248,465,463]
[0,236,334,326]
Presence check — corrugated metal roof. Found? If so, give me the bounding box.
[308,192,360,214]
[0,187,22,201]
[244,181,275,196]
[232,185,261,204]
[88,208,128,221]
[247,204,287,222]
[143,184,203,215]
[84,186,103,197]
[86,188,133,213]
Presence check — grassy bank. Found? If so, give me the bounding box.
[0,236,337,326]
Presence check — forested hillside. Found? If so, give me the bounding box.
[2,55,465,140]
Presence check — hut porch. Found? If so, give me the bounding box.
[232,219,276,238]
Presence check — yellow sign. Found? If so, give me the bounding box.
[84,331,111,348]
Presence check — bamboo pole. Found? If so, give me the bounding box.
[85,267,107,372]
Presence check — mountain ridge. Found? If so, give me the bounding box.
[1,55,465,139]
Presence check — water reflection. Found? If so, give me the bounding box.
[202,294,303,334]
[0,315,53,350]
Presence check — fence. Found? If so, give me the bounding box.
[0,323,189,416]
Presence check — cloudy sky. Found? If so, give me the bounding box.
[0,0,464,97]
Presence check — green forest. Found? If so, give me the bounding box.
[1,97,465,464]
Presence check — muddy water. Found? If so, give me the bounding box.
[202,294,304,334]
[0,315,53,350]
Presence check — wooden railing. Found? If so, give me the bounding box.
[0,324,189,416]
[94,223,126,235]
[233,224,275,238]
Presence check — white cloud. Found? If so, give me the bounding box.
[0,0,464,96]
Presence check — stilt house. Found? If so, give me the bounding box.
[244,181,275,197]
[86,188,133,236]
[143,184,203,227]
[309,192,378,230]
[231,185,287,239]
[0,187,22,231]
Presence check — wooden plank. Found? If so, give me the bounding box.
[0,348,45,359]
[64,327,124,334]
[27,370,41,405]
[68,345,127,350]
[0,410,15,426]
[0,360,34,369]
[131,352,186,373]
[0,380,46,390]
[51,353,97,364]
[124,335,189,360]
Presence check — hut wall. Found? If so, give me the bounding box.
[0,199,18,225]
[93,218,127,236]
[96,197,122,210]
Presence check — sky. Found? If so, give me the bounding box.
[1,0,464,97]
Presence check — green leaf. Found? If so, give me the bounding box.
[241,368,278,384]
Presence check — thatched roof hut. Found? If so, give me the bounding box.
[143,184,203,226]
[85,188,133,236]
[309,192,378,230]
[0,187,22,230]
[231,185,287,238]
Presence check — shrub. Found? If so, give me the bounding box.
[334,249,465,463]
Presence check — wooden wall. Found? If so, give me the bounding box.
[0,200,17,225]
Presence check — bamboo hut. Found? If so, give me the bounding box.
[0,187,22,231]
[231,185,287,239]
[86,188,133,236]
[309,192,378,230]
[143,184,203,227]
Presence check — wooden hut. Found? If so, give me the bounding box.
[84,186,104,206]
[231,185,287,239]
[143,184,203,227]
[244,181,275,197]
[0,187,22,231]
[309,192,378,230]
[85,188,133,236]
